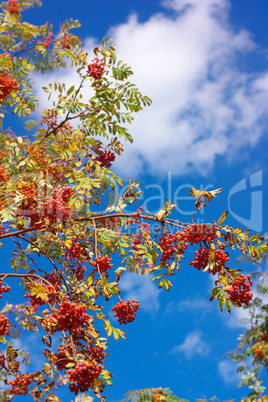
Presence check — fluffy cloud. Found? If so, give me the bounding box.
[170,329,210,358]
[34,0,268,178]
[218,360,240,385]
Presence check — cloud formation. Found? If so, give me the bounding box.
[108,0,268,177]
[218,360,240,385]
[34,0,268,179]
[170,329,210,358]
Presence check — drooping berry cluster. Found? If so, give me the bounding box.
[5,374,34,395]
[42,299,91,334]
[43,32,54,48]
[0,281,10,298]
[112,299,140,325]
[7,0,19,14]
[96,151,116,168]
[92,255,113,275]
[189,247,229,274]
[61,33,75,49]
[0,313,10,335]
[181,224,217,244]
[0,164,10,182]
[0,72,19,101]
[67,361,103,395]
[226,274,253,306]
[87,57,105,79]
[65,241,85,260]
[0,353,6,368]
[88,345,107,363]
[159,230,178,263]
[22,186,75,228]
[24,282,59,308]
[71,263,87,281]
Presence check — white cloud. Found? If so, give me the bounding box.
[170,329,210,358]
[34,0,268,178]
[119,272,160,315]
[218,360,240,385]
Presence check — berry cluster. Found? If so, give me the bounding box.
[132,222,151,250]
[189,247,229,274]
[112,299,140,325]
[92,255,113,275]
[181,224,217,244]
[0,353,5,368]
[43,32,54,48]
[226,274,253,306]
[87,57,105,79]
[61,34,74,50]
[88,345,107,364]
[0,313,10,335]
[96,151,115,168]
[159,230,178,263]
[24,282,59,308]
[40,109,58,130]
[71,263,87,281]
[0,72,19,101]
[7,0,19,14]
[42,299,91,334]
[65,242,85,260]
[6,373,34,395]
[67,361,103,395]
[127,207,143,225]
[0,281,10,298]
[0,164,9,182]
[24,186,75,228]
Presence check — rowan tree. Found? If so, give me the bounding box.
[0,1,267,401]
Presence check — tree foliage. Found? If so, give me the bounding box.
[228,261,268,400]
[0,1,267,400]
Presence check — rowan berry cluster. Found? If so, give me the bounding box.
[42,299,91,334]
[24,283,59,308]
[92,255,113,274]
[127,207,143,225]
[67,361,103,394]
[0,72,19,101]
[226,274,253,306]
[61,34,74,49]
[43,32,54,48]
[96,151,116,168]
[189,247,229,274]
[88,345,107,363]
[112,299,140,325]
[65,242,85,260]
[0,164,9,182]
[71,263,87,281]
[0,313,10,335]
[0,281,10,297]
[181,223,217,244]
[7,0,19,14]
[40,110,58,130]
[0,353,6,368]
[45,270,63,287]
[159,230,178,263]
[6,373,34,395]
[26,186,75,228]
[87,57,105,79]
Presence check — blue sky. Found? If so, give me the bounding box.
[3,0,268,401]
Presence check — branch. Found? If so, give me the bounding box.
[0,273,51,286]
[0,213,188,240]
